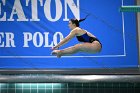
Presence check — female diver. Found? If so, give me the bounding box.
[51,17,102,58]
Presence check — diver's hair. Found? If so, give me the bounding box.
[70,14,89,27]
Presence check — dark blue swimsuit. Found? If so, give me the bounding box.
[76,33,102,47]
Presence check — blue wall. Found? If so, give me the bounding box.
[0,0,138,68]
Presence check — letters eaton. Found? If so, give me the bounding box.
[0,0,80,21]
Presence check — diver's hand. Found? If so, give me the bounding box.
[51,46,59,50]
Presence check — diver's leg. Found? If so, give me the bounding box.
[60,41,101,55]
[52,41,101,58]
[52,44,81,58]
[52,44,83,58]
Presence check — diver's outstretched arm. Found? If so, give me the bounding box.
[52,29,77,50]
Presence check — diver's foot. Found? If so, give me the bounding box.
[51,50,58,55]
[51,50,61,58]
